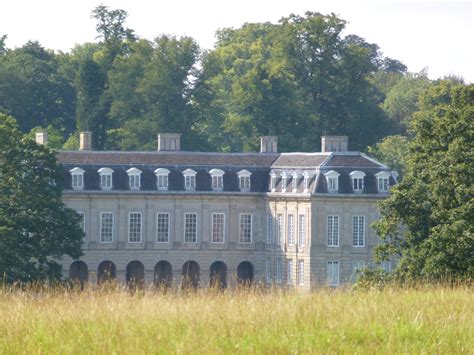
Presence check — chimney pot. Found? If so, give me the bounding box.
[321,136,348,152]
[260,136,278,153]
[157,133,181,151]
[79,132,92,150]
[35,130,48,145]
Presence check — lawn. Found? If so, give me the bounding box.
[0,285,472,353]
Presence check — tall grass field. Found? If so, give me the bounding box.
[0,285,472,353]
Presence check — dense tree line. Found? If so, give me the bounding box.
[0,6,439,154]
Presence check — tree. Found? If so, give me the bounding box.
[373,82,474,280]
[0,114,83,282]
[75,58,107,149]
[368,135,409,177]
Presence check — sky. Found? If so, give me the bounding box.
[1,0,472,82]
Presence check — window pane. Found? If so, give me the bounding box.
[184,213,197,243]
[277,214,283,245]
[287,214,294,245]
[128,212,142,242]
[100,212,113,243]
[276,258,282,283]
[298,214,305,246]
[298,260,304,285]
[266,213,273,244]
[287,259,293,285]
[156,213,170,242]
[239,214,252,243]
[211,213,225,243]
[327,215,339,246]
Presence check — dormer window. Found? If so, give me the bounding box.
[291,171,299,192]
[154,168,170,190]
[376,171,390,193]
[324,170,340,193]
[303,171,309,193]
[183,168,197,191]
[270,172,277,192]
[350,171,366,193]
[70,167,85,190]
[281,172,288,193]
[98,167,113,190]
[209,169,224,191]
[237,169,252,192]
[126,167,142,190]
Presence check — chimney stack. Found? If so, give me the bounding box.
[260,136,278,153]
[321,136,348,152]
[35,130,48,145]
[79,132,92,151]
[157,133,181,151]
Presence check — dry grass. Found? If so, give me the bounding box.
[0,284,472,354]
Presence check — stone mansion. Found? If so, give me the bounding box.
[39,132,397,289]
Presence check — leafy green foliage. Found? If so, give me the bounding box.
[373,82,474,281]
[0,114,83,282]
[368,135,409,177]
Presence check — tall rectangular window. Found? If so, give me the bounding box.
[239,213,252,243]
[298,214,306,247]
[327,260,340,286]
[352,177,364,191]
[266,213,273,244]
[276,257,282,284]
[128,212,142,243]
[327,215,340,247]
[287,214,294,246]
[156,213,170,243]
[352,260,367,282]
[211,213,225,243]
[100,212,113,243]
[239,176,250,190]
[265,258,271,283]
[352,215,365,247]
[297,260,304,286]
[277,214,283,245]
[328,177,338,191]
[77,212,86,233]
[287,259,293,285]
[212,176,223,190]
[378,177,389,192]
[100,174,112,190]
[185,175,196,190]
[184,213,197,243]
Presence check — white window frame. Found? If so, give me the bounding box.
[327,215,340,247]
[211,213,225,243]
[70,167,85,190]
[287,259,293,285]
[184,212,198,243]
[298,214,306,247]
[376,171,391,193]
[98,167,113,190]
[237,169,252,192]
[297,260,304,286]
[270,172,277,192]
[156,212,170,243]
[266,212,273,244]
[276,257,282,284]
[350,171,366,192]
[324,170,340,193]
[209,168,224,191]
[303,171,310,193]
[128,212,142,243]
[239,213,253,244]
[287,214,294,246]
[352,260,367,282]
[183,169,197,191]
[99,212,114,243]
[352,215,365,247]
[277,214,283,245]
[291,172,299,192]
[281,171,288,193]
[154,168,170,191]
[327,260,340,286]
[126,167,142,191]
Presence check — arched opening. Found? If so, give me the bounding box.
[181,260,200,290]
[154,261,173,290]
[97,260,116,284]
[69,261,88,287]
[210,261,228,289]
[126,260,145,289]
[237,261,254,287]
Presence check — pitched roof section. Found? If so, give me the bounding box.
[56,150,279,167]
[272,153,329,168]
[323,153,386,168]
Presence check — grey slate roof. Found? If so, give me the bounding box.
[57,150,393,194]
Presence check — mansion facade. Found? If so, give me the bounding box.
[43,132,397,289]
